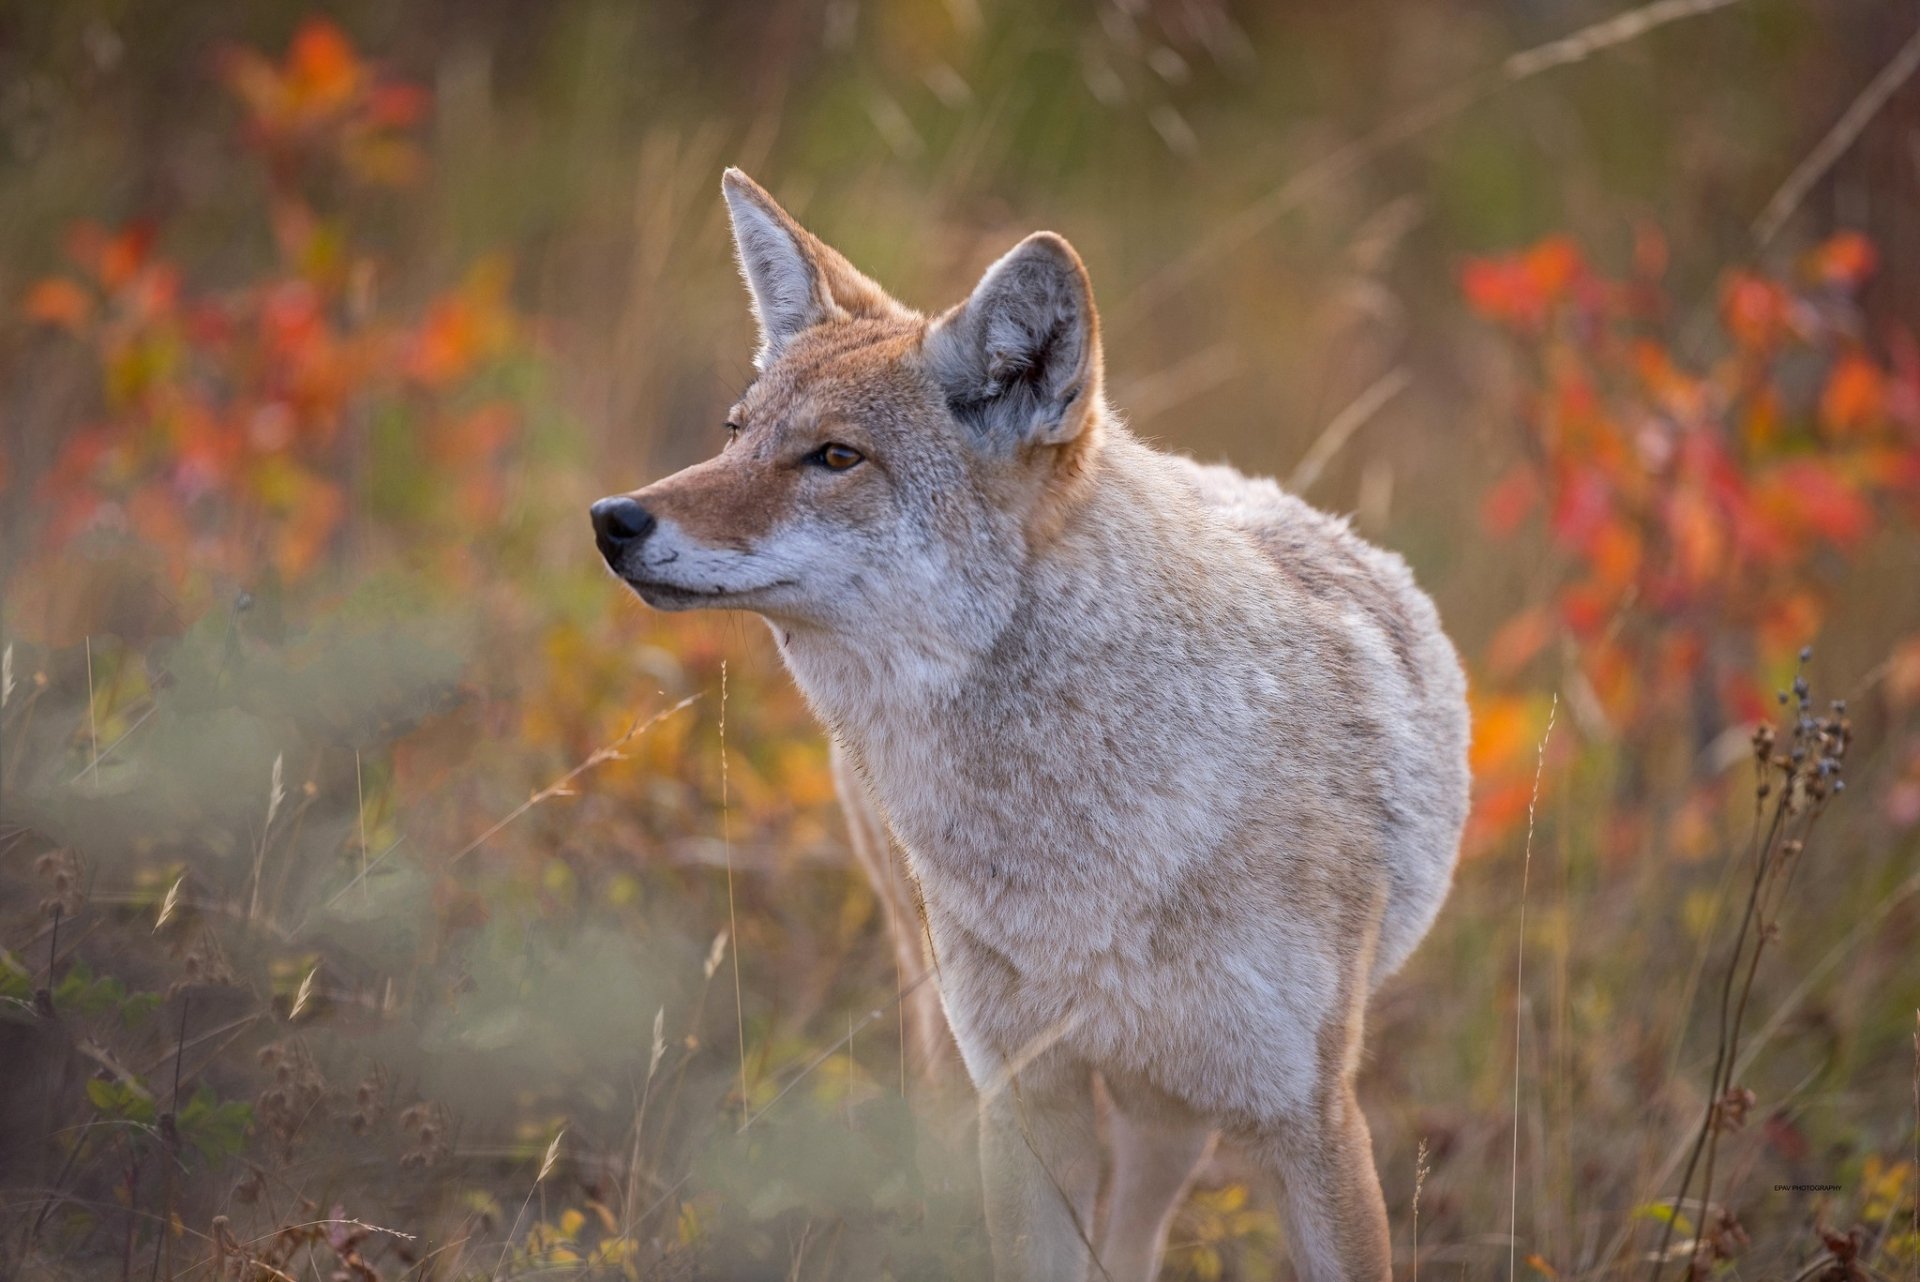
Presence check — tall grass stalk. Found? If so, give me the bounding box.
[721,660,750,1129]
[84,636,98,779]
[493,1130,563,1281]
[1413,1136,1430,1282]
[1512,692,1556,1277]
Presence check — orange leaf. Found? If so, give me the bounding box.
[98,223,156,290]
[1522,237,1582,301]
[272,472,346,580]
[1666,488,1725,588]
[1486,607,1556,678]
[1752,460,1873,548]
[1740,385,1782,448]
[1818,352,1885,435]
[1468,691,1545,777]
[285,18,361,112]
[1581,640,1639,721]
[1720,272,1789,352]
[1586,518,1642,592]
[22,278,92,331]
[1805,231,1876,290]
[1464,777,1535,857]
[1756,590,1822,663]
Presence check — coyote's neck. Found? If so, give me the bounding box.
[771,439,1262,906]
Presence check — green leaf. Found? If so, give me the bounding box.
[84,1077,155,1125]
[119,992,162,1027]
[177,1086,251,1164]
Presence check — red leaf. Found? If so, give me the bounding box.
[1480,464,1540,536]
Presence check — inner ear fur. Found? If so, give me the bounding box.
[721,168,904,369]
[926,231,1105,451]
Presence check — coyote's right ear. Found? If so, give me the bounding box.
[925,232,1104,452]
[722,169,899,370]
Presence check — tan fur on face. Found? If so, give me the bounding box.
[633,319,932,549]
[635,452,798,550]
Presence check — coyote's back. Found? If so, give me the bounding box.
[1174,455,1470,984]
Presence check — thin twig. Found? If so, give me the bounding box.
[448,694,698,865]
[66,702,157,785]
[1287,367,1410,495]
[721,662,750,1130]
[746,969,937,1129]
[1752,18,1920,244]
[1112,0,1743,331]
[85,636,99,780]
[355,750,370,905]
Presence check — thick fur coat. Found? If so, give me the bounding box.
[591,170,1471,1282]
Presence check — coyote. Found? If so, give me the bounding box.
[591,170,1470,1282]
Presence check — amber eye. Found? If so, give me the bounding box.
[814,443,865,471]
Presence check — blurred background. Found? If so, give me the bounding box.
[2,1,1918,1278]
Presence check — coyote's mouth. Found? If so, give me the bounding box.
[622,575,795,610]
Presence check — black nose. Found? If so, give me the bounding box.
[590,496,656,564]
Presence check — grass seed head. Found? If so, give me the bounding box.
[155,876,184,932]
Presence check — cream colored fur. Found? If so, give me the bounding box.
[593,169,1472,1282]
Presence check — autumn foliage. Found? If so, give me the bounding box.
[1461,230,1920,855]
[19,18,518,637]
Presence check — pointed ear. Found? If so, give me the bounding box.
[721,168,901,370]
[925,232,1104,451]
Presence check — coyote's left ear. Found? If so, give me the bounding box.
[722,168,900,370]
[926,232,1104,451]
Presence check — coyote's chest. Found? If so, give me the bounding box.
[849,688,1249,966]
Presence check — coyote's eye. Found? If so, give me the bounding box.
[811,443,865,471]
[724,421,742,439]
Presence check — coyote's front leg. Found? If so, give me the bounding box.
[975,1050,1100,1282]
[828,737,951,1076]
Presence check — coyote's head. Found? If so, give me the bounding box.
[592,170,1106,650]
